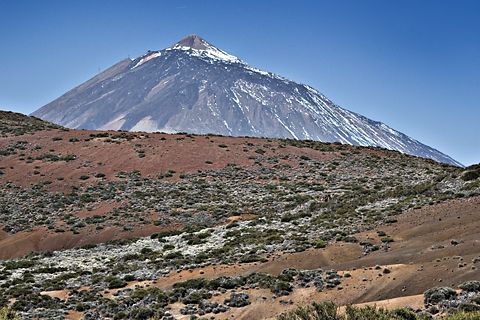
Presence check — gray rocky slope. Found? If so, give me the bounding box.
[32,35,462,166]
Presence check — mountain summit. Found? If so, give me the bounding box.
[168,34,242,63]
[172,34,214,50]
[31,35,462,166]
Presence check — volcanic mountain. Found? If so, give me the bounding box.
[32,35,462,166]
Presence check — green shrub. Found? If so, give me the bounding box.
[164,251,183,259]
[173,278,209,290]
[3,260,35,270]
[391,308,417,320]
[130,287,168,307]
[272,280,293,295]
[150,230,182,239]
[459,281,480,292]
[0,306,19,320]
[183,289,212,304]
[75,303,88,312]
[424,287,457,304]
[140,247,153,254]
[35,153,76,162]
[314,240,327,248]
[128,307,154,320]
[276,302,478,320]
[380,236,394,243]
[106,276,127,289]
[277,301,339,320]
[461,166,480,181]
[443,312,480,320]
[240,255,266,263]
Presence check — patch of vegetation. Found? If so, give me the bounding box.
[0,111,62,137]
[0,306,20,320]
[424,287,457,304]
[3,260,35,270]
[276,301,479,320]
[35,153,76,162]
[462,164,480,181]
[105,276,127,289]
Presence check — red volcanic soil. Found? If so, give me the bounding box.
[0,223,175,260]
[0,129,339,192]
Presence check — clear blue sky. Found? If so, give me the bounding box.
[0,0,478,165]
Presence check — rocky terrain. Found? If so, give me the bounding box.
[0,111,479,319]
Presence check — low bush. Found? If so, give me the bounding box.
[424,287,457,304]
[106,276,127,289]
[276,301,480,320]
[173,278,209,290]
[0,306,19,320]
[313,240,327,248]
[459,281,480,292]
[3,260,35,270]
[461,165,480,181]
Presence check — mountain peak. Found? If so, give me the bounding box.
[169,34,242,64]
[31,35,462,167]
[172,34,211,50]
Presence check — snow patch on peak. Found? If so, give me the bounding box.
[168,45,242,64]
[132,51,162,69]
[168,35,242,63]
[379,123,401,137]
[243,65,289,82]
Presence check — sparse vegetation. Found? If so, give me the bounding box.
[0,112,478,319]
[277,302,480,320]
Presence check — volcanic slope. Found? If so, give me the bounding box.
[31,35,461,166]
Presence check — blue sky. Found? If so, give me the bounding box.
[0,0,478,165]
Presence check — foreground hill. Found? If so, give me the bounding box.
[31,35,461,166]
[0,111,479,319]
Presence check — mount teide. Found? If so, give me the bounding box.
[32,35,462,166]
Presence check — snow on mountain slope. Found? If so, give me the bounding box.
[31,35,462,166]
